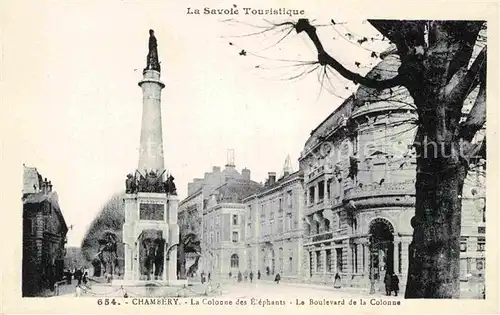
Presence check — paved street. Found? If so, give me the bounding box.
[207,278,402,301]
[50,277,482,299]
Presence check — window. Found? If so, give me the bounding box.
[327,179,332,199]
[354,245,358,273]
[476,258,484,271]
[478,226,485,234]
[279,248,284,271]
[316,251,321,270]
[336,248,343,272]
[309,186,315,204]
[316,221,320,234]
[232,231,239,243]
[230,254,239,268]
[325,219,330,232]
[326,249,332,272]
[216,232,220,242]
[278,219,283,233]
[233,214,238,225]
[279,198,283,210]
[336,213,341,230]
[477,237,485,252]
[318,181,325,200]
[398,242,402,274]
[288,257,293,272]
[460,237,467,252]
[287,191,293,208]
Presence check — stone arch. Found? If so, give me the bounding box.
[368,217,395,278]
[368,217,396,235]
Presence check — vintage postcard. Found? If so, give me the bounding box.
[1,0,499,314]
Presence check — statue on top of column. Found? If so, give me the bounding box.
[144,29,161,73]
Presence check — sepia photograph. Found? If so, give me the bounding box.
[2,0,498,314]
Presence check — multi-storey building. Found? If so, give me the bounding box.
[22,165,68,296]
[178,153,259,275]
[243,162,305,280]
[299,51,486,289]
[200,177,262,276]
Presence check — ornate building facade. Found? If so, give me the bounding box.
[22,165,68,296]
[299,52,486,289]
[242,167,305,280]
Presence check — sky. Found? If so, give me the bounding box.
[3,1,388,246]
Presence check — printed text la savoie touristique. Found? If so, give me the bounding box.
[186,6,305,17]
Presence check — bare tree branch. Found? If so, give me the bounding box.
[368,20,426,56]
[295,19,406,90]
[458,79,486,141]
[447,45,486,103]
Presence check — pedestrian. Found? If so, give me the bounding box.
[384,272,391,296]
[75,268,82,285]
[83,272,88,285]
[333,273,341,289]
[391,273,400,296]
[257,270,261,280]
[54,281,60,296]
[201,271,206,284]
[75,284,82,297]
[244,270,248,281]
[208,272,211,282]
[274,273,281,284]
[249,271,254,283]
[237,271,242,283]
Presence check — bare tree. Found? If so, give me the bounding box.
[234,19,486,298]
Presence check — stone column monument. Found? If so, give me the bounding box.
[119,30,184,286]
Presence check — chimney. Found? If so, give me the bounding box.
[268,172,276,185]
[212,166,221,173]
[242,168,251,180]
[48,181,53,192]
[41,178,48,194]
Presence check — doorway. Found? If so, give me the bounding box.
[369,218,394,281]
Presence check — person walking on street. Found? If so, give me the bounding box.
[82,272,88,286]
[208,272,211,282]
[75,284,82,297]
[274,273,281,284]
[249,271,254,283]
[201,271,206,284]
[257,270,261,280]
[384,272,391,296]
[333,273,342,289]
[391,273,400,296]
[75,268,82,286]
[237,271,243,283]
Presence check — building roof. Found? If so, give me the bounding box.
[23,191,69,233]
[351,53,414,119]
[211,178,262,203]
[243,170,303,201]
[302,96,354,156]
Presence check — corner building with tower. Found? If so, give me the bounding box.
[179,51,485,289]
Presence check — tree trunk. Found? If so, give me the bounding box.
[405,149,467,298]
[177,242,186,279]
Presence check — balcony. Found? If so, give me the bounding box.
[304,229,348,244]
[344,179,415,200]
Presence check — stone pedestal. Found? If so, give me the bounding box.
[123,193,180,282]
